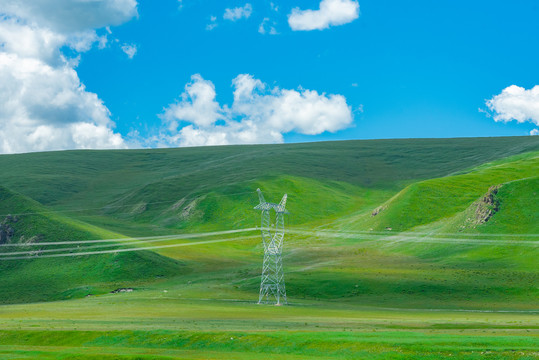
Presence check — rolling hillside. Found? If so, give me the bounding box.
[0,136,537,359]
[337,150,539,233]
[0,185,184,304]
[0,135,536,307]
[0,136,537,235]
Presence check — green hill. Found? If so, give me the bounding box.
[0,135,537,307]
[0,186,183,304]
[339,151,539,233]
[0,136,537,236]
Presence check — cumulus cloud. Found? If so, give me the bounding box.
[531,129,539,136]
[485,85,539,126]
[0,17,66,65]
[160,74,353,147]
[0,0,138,33]
[259,18,278,35]
[162,74,223,129]
[0,53,125,153]
[121,43,137,59]
[223,3,252,21]
[288,0,359,31]
[0,0,137,153]
[67,30,102,53]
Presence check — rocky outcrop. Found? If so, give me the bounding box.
[111,288,134,293]
[371,205,387,217]
[178,196,205,220]
[462,185,502,229]
[474,185,501,225]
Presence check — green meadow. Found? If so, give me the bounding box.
[0,136,537,359]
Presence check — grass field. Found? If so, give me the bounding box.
[0,136,537,358]
[0,289,537,359]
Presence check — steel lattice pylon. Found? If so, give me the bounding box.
[254,188,288,305]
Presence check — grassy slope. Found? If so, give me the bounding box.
[125,148,538,309]
[0,137,536,307]
[0,136,537,236]
[439,175,539,236]
[0,186,184,304]
[107,175,392,232]
[315,152,538,308]
[337,151,539,232]
[0,136,538,358]
[75,149,536,311]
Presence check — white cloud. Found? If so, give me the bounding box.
[0,17,65,65]
[259,18,278,35]
[0,0,138,33]
[485,85,539,126]
[223,3,252,21]
[160,74,353,147]
[67,30,100,53]
[530,129,539,136]
[0,16,113,64]
[98,34,109,49]
[206,15,218,30]
[162,74,223,129]
[0,53,125,153]
[121,43,137,59]
[288,0,359,31]
[0,1,137,153]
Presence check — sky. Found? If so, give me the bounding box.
[0,0,538,153]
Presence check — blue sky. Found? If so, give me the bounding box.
[0,0,538,153]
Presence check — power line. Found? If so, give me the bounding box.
[291,228,539,237]
[0,228,257,247]
[286,229,539,245]
[0,240,127,256]
[1,227,537,251]
[0,235,258,261]
[2,227,537,261]
[0,231,260,257]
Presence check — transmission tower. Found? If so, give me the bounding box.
[254,188,288,305]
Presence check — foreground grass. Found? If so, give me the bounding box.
[0,294,537,359]
[0,330,537,359]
